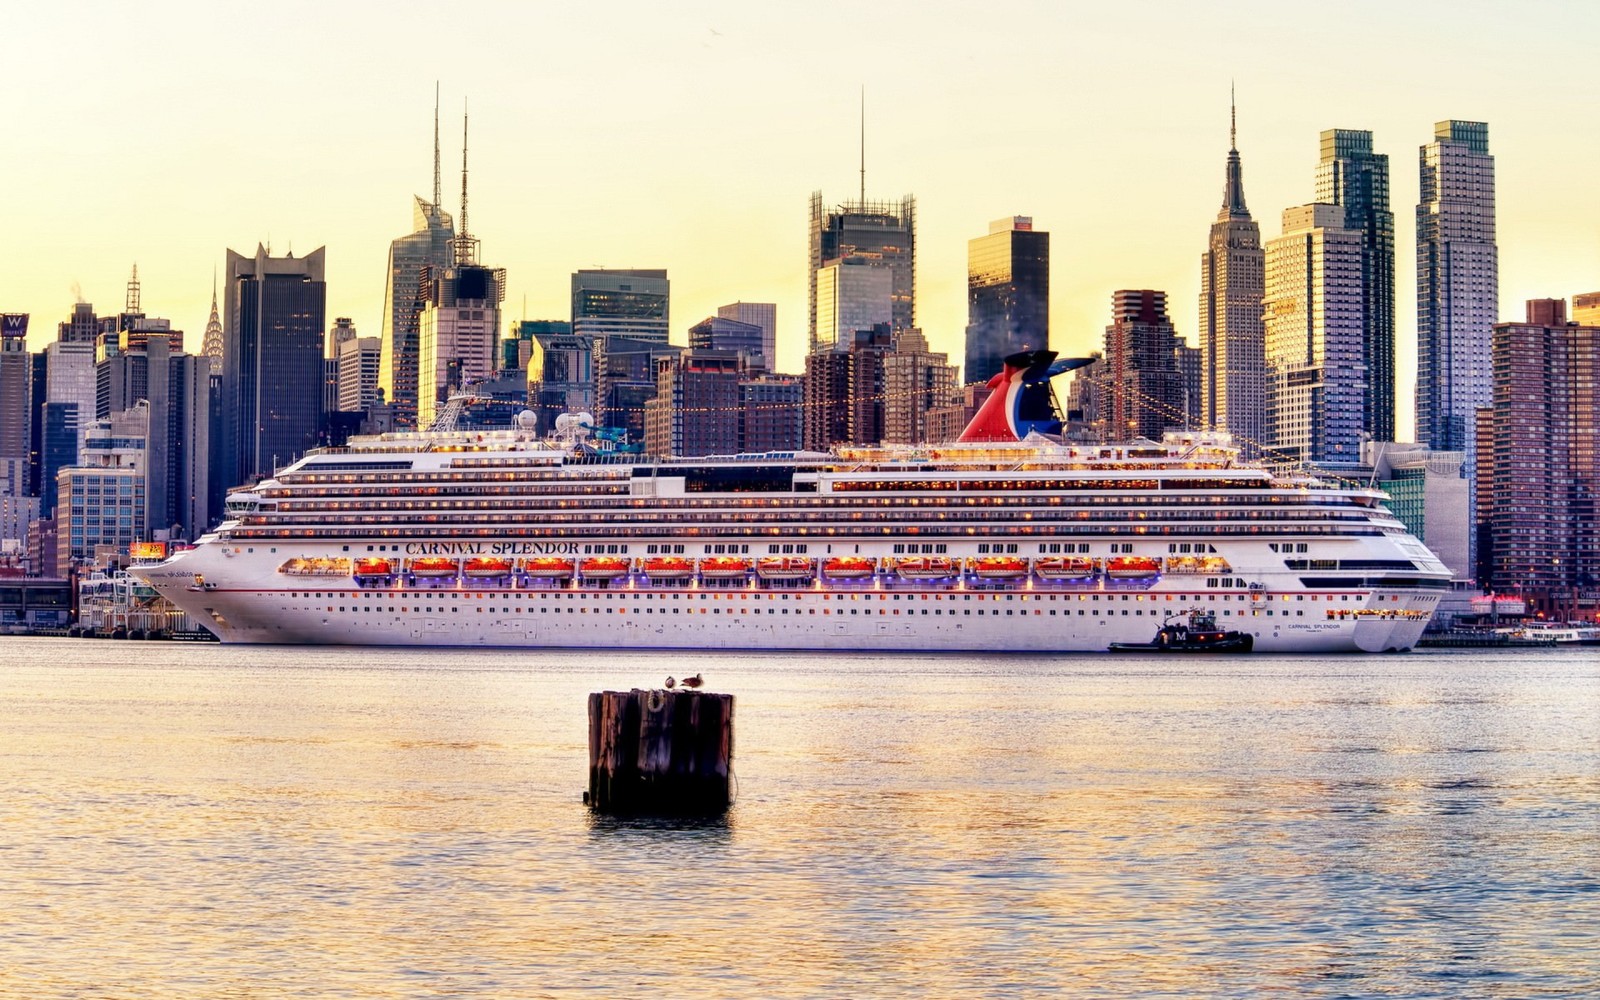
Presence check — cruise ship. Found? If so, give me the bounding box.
[133,352,1449,653]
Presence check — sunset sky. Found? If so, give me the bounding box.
[6,1,1599,441]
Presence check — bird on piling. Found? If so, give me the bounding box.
[664,676,676,689]
[681,673,704,689]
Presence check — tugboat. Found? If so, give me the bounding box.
[1108,609,1254,654]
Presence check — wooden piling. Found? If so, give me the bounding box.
[587,688,734,816]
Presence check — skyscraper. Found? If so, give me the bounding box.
[1198,101,1266,458]
[0,314,32,499]
[716,302,777,373]
[1479,299,1600,610]
[808,191,915,350]
[965,216,1050,385]
[1263,204,1367,465]
[417,264,506,428]
[571,269,670,344]
[883,329,958,445]
[1103,290,1187,442]
[378,94,457,428]
[202,276,224,376]
[222,245,327,487]
[814,259,892,352]
[1315,129,1394,442]
[689,316,766,372]
[1417,120,1497,456]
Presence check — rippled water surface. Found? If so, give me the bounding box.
[0,638,1596,997]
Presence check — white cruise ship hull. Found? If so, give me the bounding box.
[137,546,1439,655]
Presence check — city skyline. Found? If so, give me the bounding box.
[6,4,1600,442]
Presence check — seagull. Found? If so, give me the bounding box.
[681,673,704,689]
[664,676,676,689]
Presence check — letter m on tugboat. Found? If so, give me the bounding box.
[1108,608,1254,654]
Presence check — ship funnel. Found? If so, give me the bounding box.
[957,350,1095,442]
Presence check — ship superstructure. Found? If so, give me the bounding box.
[134,351,1449,652]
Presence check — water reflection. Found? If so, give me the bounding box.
[0,639,1595,997]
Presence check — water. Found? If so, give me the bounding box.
[0,638,1595,998]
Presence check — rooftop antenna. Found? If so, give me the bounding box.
[1230,79,1237,150]
[433,81,442,211]
[453,100,480,265]
[859,85,866,207]
[126,263,141,314]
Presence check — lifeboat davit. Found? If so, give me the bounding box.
[822,556,875,580]
[755,556,815,581]
[522,557,575,579]
[1033,556,1096,581]
[352,558,395,578]
[699,557,751,580]
[579,556,631,580]
[643,556,694,581]
[463,556,515,578]
[409,557,459,578]
[972,556,1029,580]
[895,556,957,581]
[1106,556,1161,579]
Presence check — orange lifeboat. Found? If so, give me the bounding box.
[895,556,957,581]
[579,556,631,580]
[699,556,751,580]
[643,556,694,581]
[972,556,1029,580]
[822,556,875,580]
[1106,556,1162,579]
[409,557,459,578]
[463,556,515,578]
[755,556,815,581]
[523,557,575,579]
[1033,556,1097,581]
[353,557,394,578]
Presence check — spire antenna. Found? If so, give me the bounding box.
[1230,80,1237,151]
[126,263,141,314]
[433,81,442,210]
[452,99,480,265]
[859,85,866,206]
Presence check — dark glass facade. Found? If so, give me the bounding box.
[808,193,916,351]
[222,247,327,489]
[964,220,1049,385]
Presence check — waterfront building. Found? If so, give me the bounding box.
[221,245,327,488]
[54,406,149,576]
[58,302,98,344]
[803,325,893,449]
[1198,107,1266,458]
[644,350,743,459]
[571,269,670,345]
[814,259,892,352]
[1316,129,1395,442]
[1478,299,1600,614]
[523,322,591,435]
[738,376,804,453]
[417,264,506,428]
[1361,441,1471,583]
[1263,204,1367,466]
[592,336,678,444]
[1416,121,1497,457]
[1103,290,1189,443]
[883,329,958,445]
[689,316,767,373]
[0,495,39,564]
[337,336,383,413]
[717,302,777,375]
[965,216,1050,385]
[0,315,32,499]
[94,334,212,539]
[1572,291,1600,326]
[808,191,915,350]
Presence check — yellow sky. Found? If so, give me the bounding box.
[6,1,1599,442]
